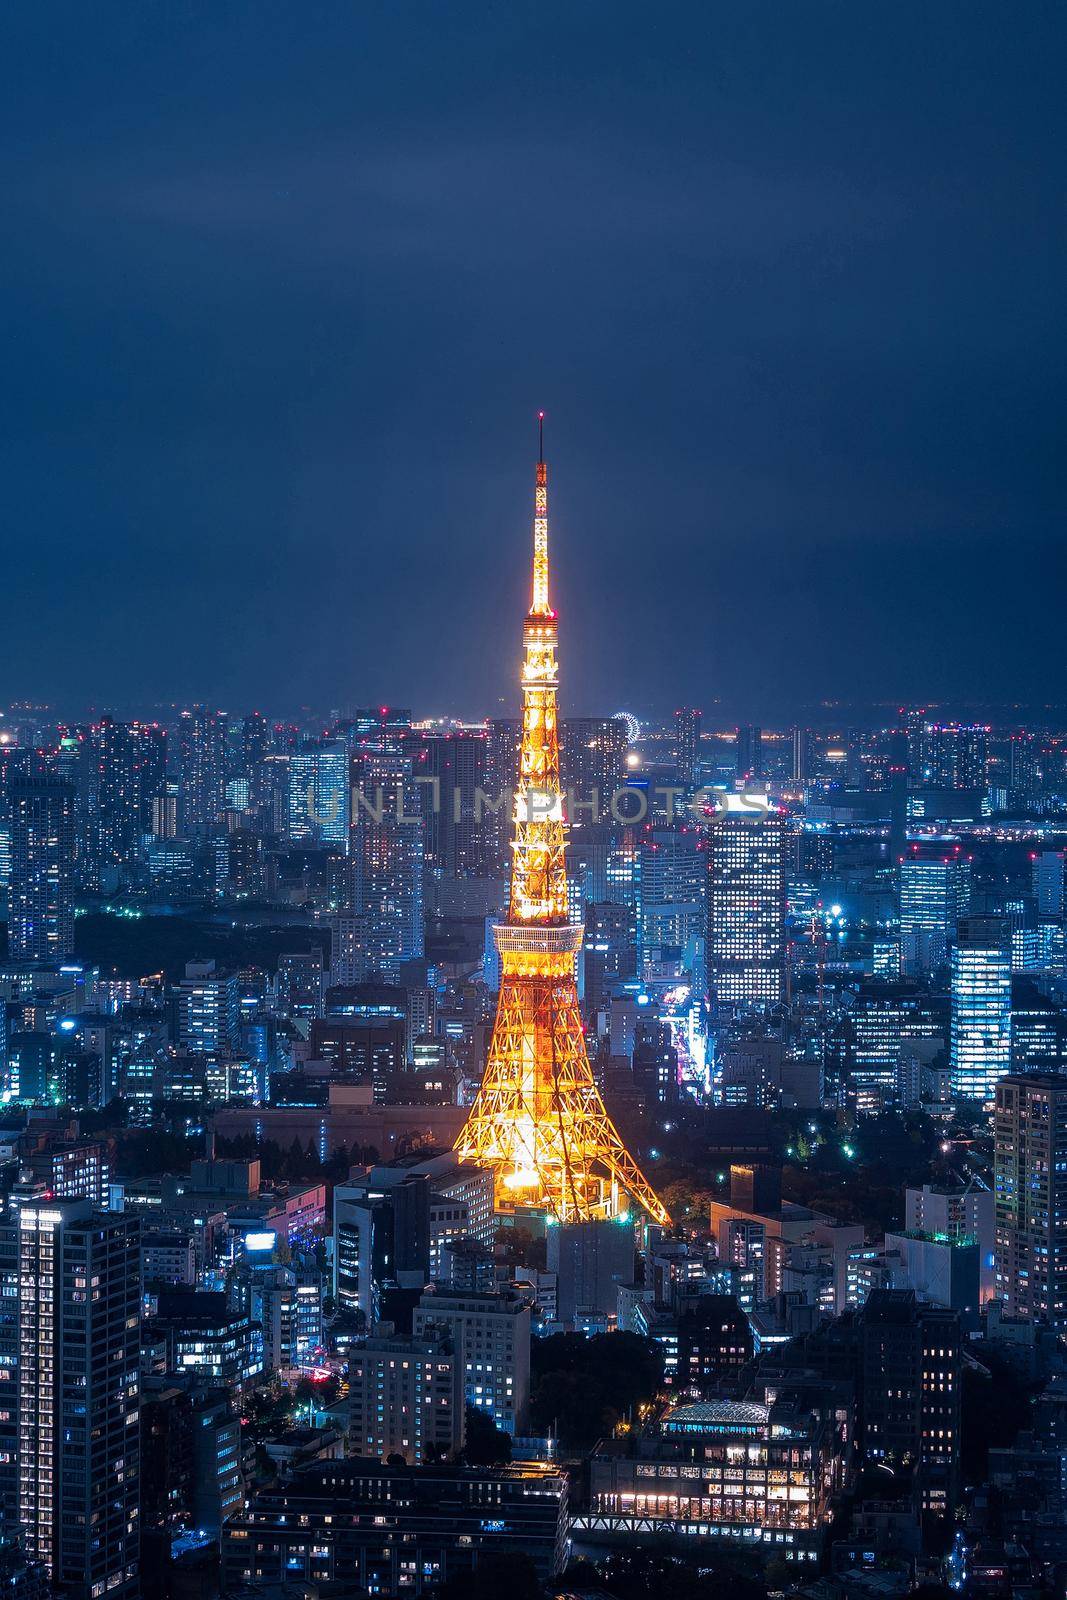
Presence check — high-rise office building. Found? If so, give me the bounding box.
[178,707,228,829]
[583,900,639,1016]
[1008,733,1039,807]
[85,717,166,883]
[950,916,1012,1101]
[178,959,240,1060]
[901,706,928,785]
[484,718,521,873]
[560,717,628,822]
[847,982,943,1116]
[350,744,424,978]
[707,797,786,1009]
[736,725,763,782]
[4,1197,141,1599]
[333,1174,431,1324]
[994,1073,1067,1330]
[1033,850,1064,919]
[1010,977,1067,1073]
[791,727,812,785]
[416,729,489,878]
[638,825,706,984]
[921,722,988,792]
[673,707,701,785]
[861,1288,961,1515]
[287,740,349,847]
[8,776,76,962]
[240,711,271,812]
[899,842,972,975]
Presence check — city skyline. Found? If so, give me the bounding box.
[3,8,1067,1597]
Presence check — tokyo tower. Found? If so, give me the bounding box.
[455,420,670,1227]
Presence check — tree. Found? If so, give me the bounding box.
[528,1331,664,1448]
[461,1404,511,1465]
[439,1550,540,1600]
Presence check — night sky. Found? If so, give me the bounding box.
[3,3,1064,723]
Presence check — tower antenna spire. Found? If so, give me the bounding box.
[538,409,544,464]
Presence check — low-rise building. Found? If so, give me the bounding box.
[348,1330,464,1464]
[573,1396,842,1564]
[222,1459,568,1591]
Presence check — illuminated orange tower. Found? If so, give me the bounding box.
[455,419,669,1226]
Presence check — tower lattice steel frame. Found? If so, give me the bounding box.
[455,421,669,1226]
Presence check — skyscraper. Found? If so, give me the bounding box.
[350,742,425,978]
[5,1196,141,1599]
[950,916,1012,1101]
[416,729,489,878]
[791,726,812,785]
[638,825,706,984]
[921,721,988,792]
[85,717,166,884]
[899,842,972,975]
[561,717,628,821]
[287,740,349,847]
[1008,733,1038,807]
[240,710,271,812]
[674,707,701,785]
[994,1073,1067,1330]
[1033,850,1064,919]
[861,1289,961,1515]
[454,424,667,1226]
[8,776,76,962]
[485,718,521,873]
[736,725,763,783]
[707,795,786,1010]
[178,707,228,830]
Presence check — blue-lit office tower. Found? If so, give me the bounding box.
[351,745,425,979]
[1033,850,1064,919]
[950,916,1012,1102]
[736,725,763,783]
[178,706,228,829]
[708,799,786,1010]
[84,716,166,885]
[638,826,706,988]
[3,1197,141,1600]
[899,843,972,976]
[288,740,349,847]
[846,982,942,1116]
[8,776,76,962]
[674,707,701,785]
[179,960,241,1059]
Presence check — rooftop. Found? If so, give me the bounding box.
[663,1399,770,1433]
